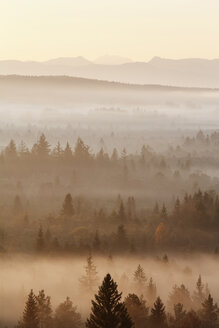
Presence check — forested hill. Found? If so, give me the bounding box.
[0,75,219,108]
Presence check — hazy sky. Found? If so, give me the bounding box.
[0,0,219,61]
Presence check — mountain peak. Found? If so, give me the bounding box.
[45,56,91,66]
[94,55,132,65]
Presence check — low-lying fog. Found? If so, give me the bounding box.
[0,254,218,325]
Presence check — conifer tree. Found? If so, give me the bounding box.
[150,296,166,328]
[36,134,50,158]
[147,277,157,306]
[62,193,74,217]
[79,254,99,293]
[86,273,133,328]
[172,303,186,327]
[125,293,148,328]
[168,284,192,311]
[36,290,52,328]
[52,142,63,158]
[193,275,205,309]
[5,139,17,159]
[22,289,39,328]
[133,264,147,295]
[201,294,219,327]
[74,137,91,163]
[55,297,82,328]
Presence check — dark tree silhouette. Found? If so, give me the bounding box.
[86,273,133,328]
[125,293,148,328]
[21,289,39,328]
[201,294,219,327]
[150,296,166,328]
[62,193,74,217]
[36,290,52,328]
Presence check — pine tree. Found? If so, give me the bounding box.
[193,275,205,309]
[36,290,52,328]
[150,297,166,328]
[5,139,17,159]
[79,254,99,293]
[168,284,192,311]
[74,137,91,163]
[52,142,63,158]
[22,289,39,328]
[86,273,133,328]
[160,204,167,220]
[36,134,50,158]
[173,303,186,327]
[125,294,148,328]
[133,265,147,295]
[55,297,82,328]
[62,193,74,217]
[201,294,219,327]
[147,277,157,306]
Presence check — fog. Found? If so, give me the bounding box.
[1,254,219,325]
[1,75,219,328]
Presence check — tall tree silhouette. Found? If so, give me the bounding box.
[62,193,74,217]
[150,296,166,328]
[36,290,52,328]
[86,273,133,328]
[21,289,39,328]
[79,254,99,293]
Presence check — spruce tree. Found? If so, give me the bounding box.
[201,294,219,327]
[133,264,147,295]
[86,273,133,328]
[36,134,50,158]
[193,275,205,309]
[62,193,74,217]
[150,297,166,328]
[125,293,148,328]
[146,277,157,306]
[79,254,99,293]
[55,297,82,328]
[22,289,39,328]
[36,290,52,328]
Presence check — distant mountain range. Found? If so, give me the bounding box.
[1,56,219,88]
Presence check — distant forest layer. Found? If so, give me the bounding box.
[1,131,219,255]
[0,75,219,108]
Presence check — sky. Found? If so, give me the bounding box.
[0,0,219,61]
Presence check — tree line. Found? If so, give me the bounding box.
[17,269,219,328]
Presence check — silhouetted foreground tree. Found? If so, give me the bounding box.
[19,289,39,328]
[16,274,219,328]
[86,273,133,328]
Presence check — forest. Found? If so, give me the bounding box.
[14,258,219,328]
